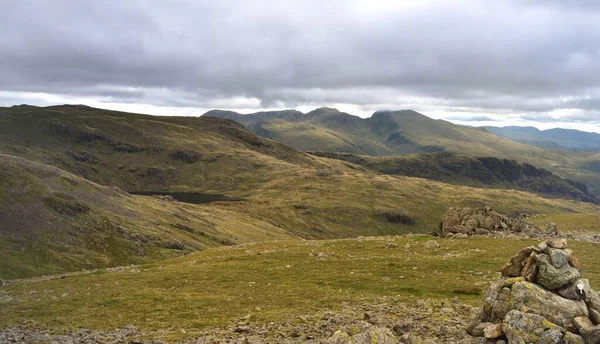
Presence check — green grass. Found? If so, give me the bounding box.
[1,236,600,341]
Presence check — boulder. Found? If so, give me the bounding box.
[509,281,588,331]
[573,316,600,344]
[502,310,565,344]
[535,254,580,290]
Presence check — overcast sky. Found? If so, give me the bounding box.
[1,0,600,132]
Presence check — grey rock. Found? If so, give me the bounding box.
[490,287,511,322]
[535,254,580,290]
[561,332,585,344]
[537,328,563,344]
[509,281,588,331]
[502,310,564,344]
[547,248,569,268]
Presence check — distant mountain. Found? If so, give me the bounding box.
[310,151,599,204]
[483,126,600,151]
[206,108,600,194]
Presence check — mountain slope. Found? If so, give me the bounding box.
[484,126,600,151]
[207,108,600,194]
[310,151,599,204]
[0,153,294,279]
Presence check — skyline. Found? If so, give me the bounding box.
[1,1,600,132]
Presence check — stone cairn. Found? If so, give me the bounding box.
[439,206,557,239]
[467,239,600,343]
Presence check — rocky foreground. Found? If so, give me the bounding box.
[0,297,476,343]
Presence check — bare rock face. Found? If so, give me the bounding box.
[467,240,600,343]
[439,207,556,238]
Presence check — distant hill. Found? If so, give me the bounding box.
[483,126,600,151]
[310,151,599,204]
[206,108,600,195]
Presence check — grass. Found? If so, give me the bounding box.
[1,236,600,341]
[529,213,600,235]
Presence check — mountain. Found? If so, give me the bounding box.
[206,108,600,195]
[1,104,599,279]
[310,151,599,204]
[484,126,600,151]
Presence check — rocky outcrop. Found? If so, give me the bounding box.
[439,206,558,238]
[468,239,600,343]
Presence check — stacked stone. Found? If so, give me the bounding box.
[440,206,557,239]
[467,239,600,343]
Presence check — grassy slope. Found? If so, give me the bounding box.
[0,154,294,279]
[1,236,600,341]
[309,151,599,204]
[207,108,600,194]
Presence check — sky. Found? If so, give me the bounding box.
[1,0,600,132]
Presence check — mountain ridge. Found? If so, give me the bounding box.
[206,107,600,194]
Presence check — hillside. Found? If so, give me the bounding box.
[484,126,600,151]
[207,108,600,194]
[310,151,599,204]
[0,153,295,279]
[2,105,600,280]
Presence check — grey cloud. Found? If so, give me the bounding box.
[1,0,600,126]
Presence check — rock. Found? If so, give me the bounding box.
[482,323,503,339]
[470,322,495,337]
[502,310,564,344]
[589,308,600,326]
[475,228,489,236]
[424,240,440,249]
[573,316,600,344]
[490,287,511,322]
[568,254,583,270]
[331,327,397,344]
[454,233,469,239]
[520,252,538,282]
[501,246,537,277]
[556,279,592,301]
[587,290,600,313]
[467,277,524,334]
[538,327,563,343]
[535,253,580,290]
[509,281,588,331]
[561,332,585,344]
[546,238,567,249]
[547,247,569,268]
[454,225,475,235]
